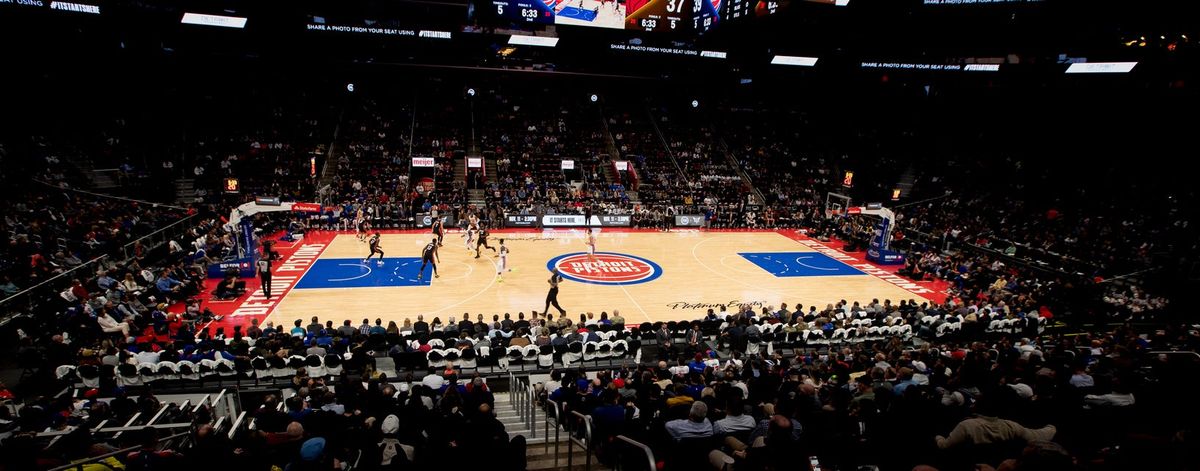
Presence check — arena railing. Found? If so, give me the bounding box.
[48,430,192,471]
[118,214,201,261]
[0,253,110,324]
[566,410,595,471]
[38,393,206,461]
[716,135,766,205]
[545,398,562,467]
[1147,350,1200,361]
[643,107,686,180]
[613,435,657,471]
[900,226,1095,279]
[507,372,536,438]
[0,211,199,325]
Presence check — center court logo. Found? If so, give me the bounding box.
[546,252,663,286]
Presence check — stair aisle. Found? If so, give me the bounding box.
[492,391,610,470]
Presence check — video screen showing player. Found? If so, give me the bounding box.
[492,0,556,24]
[554,0,627,29]
[625,0,690,32]
[691,0,750,31]
[692,0,721,32]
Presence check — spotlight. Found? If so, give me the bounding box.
[590,94,598,103]
[467,88,476,97]
[691,99,699,108]
[346,83,355,92]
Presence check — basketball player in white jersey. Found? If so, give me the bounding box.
[464,223,477,252]
[585,228,597,263]
[497,239,512,282]
[355,208,367,242]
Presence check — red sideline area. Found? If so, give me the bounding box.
[161,231,329,339]
[778,230,951,304]
[184,228,949,336]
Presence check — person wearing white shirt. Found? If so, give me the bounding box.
[135,349,160,364]
[422,374,446,391]
[1084,391,1134,408]
[120,274,143,294]
[713,401,757,434]
[97,312,130,338]
[1070,370,1095,388]
[1089,379,1132,410]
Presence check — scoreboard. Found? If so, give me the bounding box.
[492,0,555,25]
[486,0,785,32]
[489,0,692,32]
[626,0,688,32]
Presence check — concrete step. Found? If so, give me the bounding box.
[92,173,118,189]
[484,159,496,184]
[525,448,610,471]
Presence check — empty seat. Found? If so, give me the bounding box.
[324,354,344,376]
[305,355,326,377]
[118,363,142,386]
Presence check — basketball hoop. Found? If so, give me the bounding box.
[825,192,852,219]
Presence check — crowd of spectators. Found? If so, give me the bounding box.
[2,80,1192,471]
[539,306,1198,471]
[6,331,529,470]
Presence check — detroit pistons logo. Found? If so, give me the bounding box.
[546,252,663,286]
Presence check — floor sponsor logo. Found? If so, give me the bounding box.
[667,300,765,310]
[230,243,326,317]
[547,252,663,286]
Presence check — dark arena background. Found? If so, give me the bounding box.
[0,1,1197,470]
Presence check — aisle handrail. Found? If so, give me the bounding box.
[508,372,537,438]
[1147,350,1200,361]
[228,411,248,439]
[527,384,537,438]
[112,412,142,439]
[615,435,657,471]
[566,411,594,471]
[546,398,561,468]
[49,431,190,471]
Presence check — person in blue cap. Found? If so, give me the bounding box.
[287,436,335,471]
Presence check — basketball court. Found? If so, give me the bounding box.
[234,229,947,329]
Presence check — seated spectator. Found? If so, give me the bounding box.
[1083,376,1136,409]
[213,274,244,299]
[666,401,714,440]
[714,399,757,435]
[935,393,1056,449]
[124,426,183,470]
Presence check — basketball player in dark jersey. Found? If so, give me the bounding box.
[543,269,567,316]
[364,232,384,265]
[417,238,440,280]
[432,218,445,247]
[474,228,497,259]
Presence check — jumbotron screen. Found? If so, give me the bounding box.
[490,0,691,32]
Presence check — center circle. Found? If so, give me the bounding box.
[546,252,663,286]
